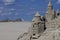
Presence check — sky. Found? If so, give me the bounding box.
[0,0,60,21]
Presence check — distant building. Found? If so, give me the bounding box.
[0,18,22,22]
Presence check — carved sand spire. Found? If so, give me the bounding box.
[32,11,41,22]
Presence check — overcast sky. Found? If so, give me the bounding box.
[0,0,60,21]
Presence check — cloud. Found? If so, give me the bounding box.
[10,8,15,11]
[8,12,12,15]
[10,8,16,12]
[1,13,8,16]
[0,10,2,13]
[0,7,4,13]
[3,0,15,5]
[57,0,60,4]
